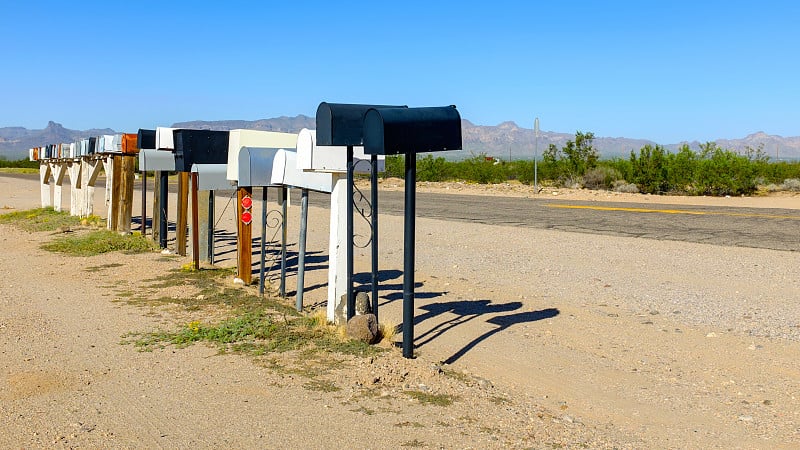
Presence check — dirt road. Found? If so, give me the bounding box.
[1,174,799,448]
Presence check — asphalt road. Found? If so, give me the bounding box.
[6,172,798,252]
[306,189,800,252]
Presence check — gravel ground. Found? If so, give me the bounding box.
[1,174,799,448]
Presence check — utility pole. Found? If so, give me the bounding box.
[534,117,539,194]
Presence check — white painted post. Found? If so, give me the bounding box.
[327,174,348,323]
[103,157,114,229]
[82,158,102,218]
[68,161,82,216]
[51,162,67,212]
[39,162,52,209]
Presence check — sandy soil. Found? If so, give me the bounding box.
[1,174,799,448]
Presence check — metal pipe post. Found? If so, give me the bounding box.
[259,187,267,296]
[191,172,200,270]
[159,171,168,249]
[296,189,309,312]
[346,145,354,321]
[371,154,379,321]
[208,191,215,265]
[402,151,417,359]
[280,186,288,298]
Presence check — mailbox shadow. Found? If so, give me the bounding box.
[131,216,151,231]
[410,300,559,364]
[352,270,447,303]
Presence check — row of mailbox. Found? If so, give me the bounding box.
[136,127,386,192]
[29,134,139,161]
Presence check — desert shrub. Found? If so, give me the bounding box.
[450,154,507,184]
[692,143,757,196]
[416,154,450,182]
[383,155,405,178]
[612,180,640,193]
[630,145,669,194]
[582,166,622,190]
[782,178,800,191]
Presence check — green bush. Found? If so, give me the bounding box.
[416,154,450,182]
[630,145,669,194]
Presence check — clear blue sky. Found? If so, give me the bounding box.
[1,0,798,143]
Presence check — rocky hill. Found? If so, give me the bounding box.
[0,121,116,159]
[2,117,798,161]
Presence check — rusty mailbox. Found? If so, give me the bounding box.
[363,105,463,358]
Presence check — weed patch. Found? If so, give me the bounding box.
[404,390,457,406]
[0,207,81,232]
[42,230,156,256]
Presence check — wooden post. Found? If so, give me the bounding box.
[197,189,211,263]
[116,155,135,233]
[176,172,189,256]
[141,170,147,235]
[237,186,253,284]
[39,162,52,209]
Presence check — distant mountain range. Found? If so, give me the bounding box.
[2,117,798,161]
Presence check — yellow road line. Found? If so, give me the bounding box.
[546,204,800,220]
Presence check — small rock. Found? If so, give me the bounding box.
[346,314,379,344]
[706,332,717,338]
[233,278,245,286]
[738,415,754,422]
[160,249,173,255]
[355,291,371,315]
[196,294,206,300]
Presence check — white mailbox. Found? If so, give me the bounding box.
[227,129,298,183]
[156,127,176,150]
[236,147,282,187]
[190,164,230,191]
[139,149,176,171]
[102,134,122,153]
[272,149,334,193]
[296,128,384,173]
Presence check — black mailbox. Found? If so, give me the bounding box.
[364,106,462,155]
[88,137,97,155]
[316,102,406,146]
[137,129,156,150]
[172,129,230,172]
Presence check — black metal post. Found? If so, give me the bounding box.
[280,186,288,298]
[296,188,309,312]
[371,154,379,322]
[346,145,354,321]
[208,190,215,265]
[159,170,168,249]
[402,151,416,358]
[259,187,267,296]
